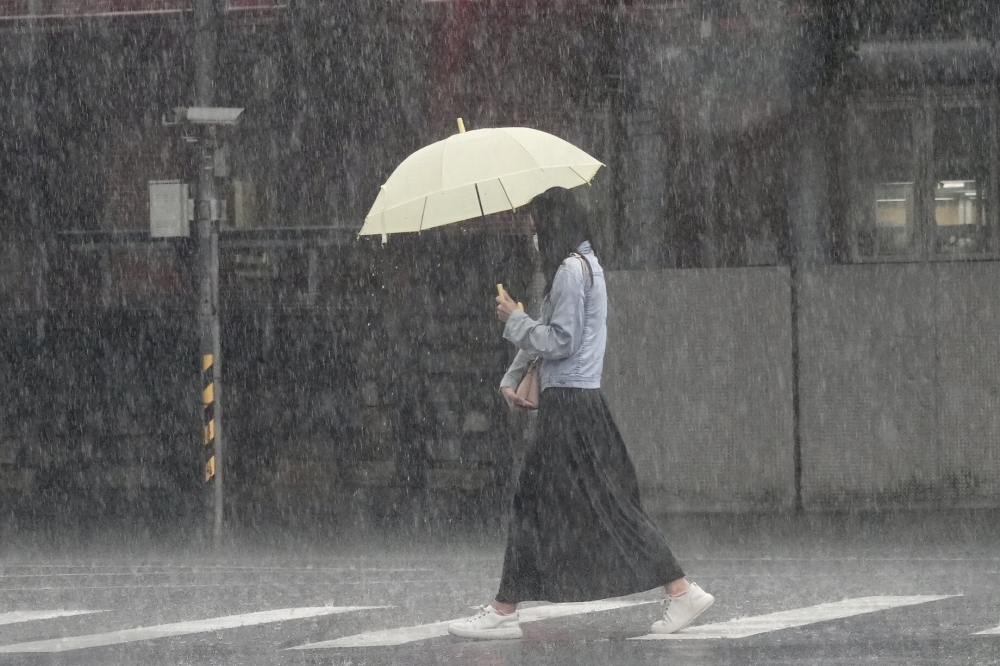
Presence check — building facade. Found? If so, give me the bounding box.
[0,1,998,528]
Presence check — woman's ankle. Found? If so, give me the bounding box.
[492,601,517,615]
[665,577,691,597]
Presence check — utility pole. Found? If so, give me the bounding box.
[193,0,224,541]
[23,1,46,343]
[600,2,626,267]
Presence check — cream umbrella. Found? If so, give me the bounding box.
[360,119,603,241]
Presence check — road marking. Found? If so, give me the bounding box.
[0,578,494,592]
[0,565,437,573]
[633,595,959,640]
[0,568,434,578]
[0,611,102,626]
[974,624,1000,635]
[0,606,387,653]
[688,557,1000,562]
[290,598,657,649]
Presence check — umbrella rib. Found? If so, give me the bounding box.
[496,128,544,167]
[569,165,595,185]
[497,178,515,210]
[474,183,485,218]
[440,137,450,203]
[417,196,429,233]
[380,192,388,244]
[371,164,600,214]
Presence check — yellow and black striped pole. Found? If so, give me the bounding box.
[203,354,216,483]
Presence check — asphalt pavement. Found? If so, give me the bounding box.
[1,510,999,666]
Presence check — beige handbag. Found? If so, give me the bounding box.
[515,359,540,410]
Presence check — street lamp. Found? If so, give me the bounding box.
[165,106,244,126]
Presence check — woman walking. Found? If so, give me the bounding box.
[448,187,714,640]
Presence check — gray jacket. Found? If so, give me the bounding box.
[500,241,607,392]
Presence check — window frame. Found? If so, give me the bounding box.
[845,87,1000,264]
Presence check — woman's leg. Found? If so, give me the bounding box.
[492,601,518,615]
[664,577,691,597]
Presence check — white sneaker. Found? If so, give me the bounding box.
[448,604,523,639]
[651,582,715,634]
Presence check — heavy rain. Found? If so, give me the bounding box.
[0,1,999,664]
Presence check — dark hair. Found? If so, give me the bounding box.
[529,187,591,293]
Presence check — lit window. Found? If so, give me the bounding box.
[848,101,995,261]
[849,108,916,259]
[934,180,983,252]
[932,107,990,255]
[873,182,915,253]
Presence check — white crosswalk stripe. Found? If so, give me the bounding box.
[0,594,986,652]
[289,598,658,649]
[0,611,103,626]
[0,606,387,653]
[633,595,959,640]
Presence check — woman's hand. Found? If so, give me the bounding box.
[496,290,519,323]
[501,386,534,413]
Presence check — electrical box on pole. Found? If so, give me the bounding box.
[149,181,191,238]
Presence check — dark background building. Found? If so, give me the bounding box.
[1,0,999,535]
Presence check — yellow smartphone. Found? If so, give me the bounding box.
[497,284,524,311]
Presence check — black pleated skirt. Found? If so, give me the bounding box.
[495,388,685,604]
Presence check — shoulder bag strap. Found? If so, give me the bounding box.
[570,252,594,290]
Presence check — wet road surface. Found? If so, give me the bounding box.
[0,511,998,665]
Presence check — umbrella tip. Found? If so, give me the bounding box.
[457,117,466,133]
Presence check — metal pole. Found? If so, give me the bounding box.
[193,0,223,541]
[697,12,718,269]
[24,1,46,343]
[601,3,625,266]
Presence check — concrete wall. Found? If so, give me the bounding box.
[8,255,1000,519]
[799,263,1000,509]
[603,267,796,511]
[605,263,1000,512]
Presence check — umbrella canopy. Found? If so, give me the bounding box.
[360,126,603,241]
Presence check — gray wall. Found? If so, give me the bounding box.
[603,267,796,512]
[606,263,1000,512]
[799,263,1000,509]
